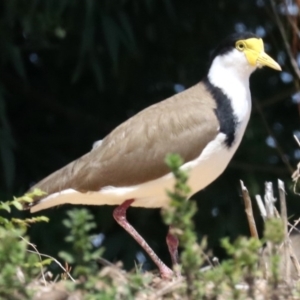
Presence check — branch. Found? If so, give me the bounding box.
[253,97,294,174]
[230,161,289,175]
[252,87,296,112]
[270,0,300,81]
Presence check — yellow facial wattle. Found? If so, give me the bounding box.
[235,37,281,71]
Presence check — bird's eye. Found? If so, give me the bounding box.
[237,43,245,51]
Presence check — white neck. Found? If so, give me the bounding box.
[207,51,256,130]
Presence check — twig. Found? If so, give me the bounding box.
[255,195,267,221]
[294,134,300,147]
[230,161,288,175]
[288,218,300,235]
[26,250,76,282]
[19,236,47,286]
[264,182,277,218]
[240,181,259,238]
[288,243,300,278]
[270,0,300,81]
[252,87,297,112]
[283,5,300,45]
[292,135,300,195]
[152,277,185,298]
[278,179,290,281]
[254,193,269,278]
[254,99,294,174]
[97,257,115,267]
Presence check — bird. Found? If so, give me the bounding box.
[24,32,281,279]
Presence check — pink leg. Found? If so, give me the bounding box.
[166,226,181,276]
[113,199,173,279]
[166,226,179,266]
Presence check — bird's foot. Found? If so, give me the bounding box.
[159,264,174,279]
[166,226,181,277]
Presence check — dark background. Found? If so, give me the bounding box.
[0,0,299,271]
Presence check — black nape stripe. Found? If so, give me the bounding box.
[203,77,238,147]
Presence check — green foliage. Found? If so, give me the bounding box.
[221,237,262,270]
[1,154,299,298]
[263,218,285,245]
[59,208,104,277]
[0,189,48,230]
[162,153,205,298]
[0,190,50,300]
[59,207,153,299]
[163,153,263,297]
[0,226,33,300]
[220,237,262,299]
[262,218,285,287]
[70,270,153,300]
[162,153,298,298]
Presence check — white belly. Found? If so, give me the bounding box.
[30,132,242,212]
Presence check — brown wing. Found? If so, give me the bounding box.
[28,82,219,199]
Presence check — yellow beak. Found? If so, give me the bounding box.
[237,38,282,71]
[256,51,282,71]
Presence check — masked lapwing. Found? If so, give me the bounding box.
[24,32,281,279]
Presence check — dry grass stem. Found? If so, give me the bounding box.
[255,195,267,220]
[240,180,258,238]
[288,218,300,235]
[152,277,185,298]
[288,243,300,278]
[19,236,47,286]
[278,179,290,281]
[292,135,300,195]
[264,182,277,218]
[26,250,76,282]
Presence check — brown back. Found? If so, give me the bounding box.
[29,82,219,200]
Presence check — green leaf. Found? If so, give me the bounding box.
[11,200,23,210]
[0,202,11,213]
[59,251,75,264]
[34,258,53,267]
[0,216,9,225]
[33,216,49,223]
[31,188,47,197]
[20,196,34,203]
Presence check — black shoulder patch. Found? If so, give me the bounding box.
[203,77,238,147]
